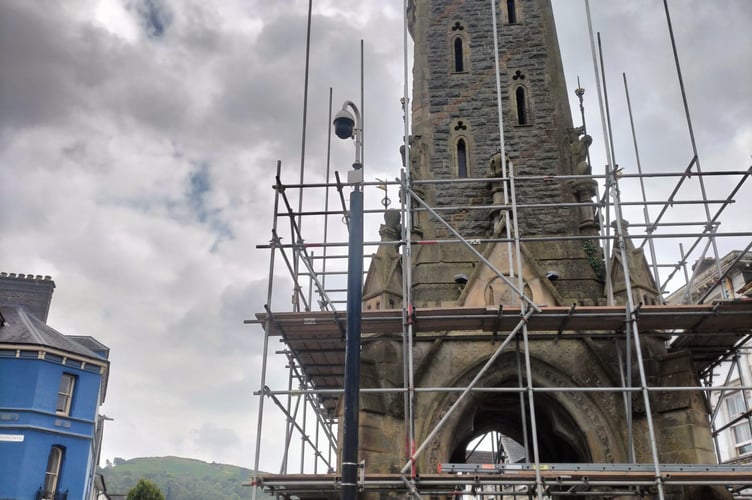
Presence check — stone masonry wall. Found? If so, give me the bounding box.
[409,0,578,240]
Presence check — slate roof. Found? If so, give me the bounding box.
[0,304,108,361]
[67,335,110,359]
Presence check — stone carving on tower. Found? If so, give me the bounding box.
[566,126,599,234]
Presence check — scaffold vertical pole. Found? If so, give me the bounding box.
[251,160,284,500]
[662,0,726,298]
[401,0,417,477]
[584,0,614,306]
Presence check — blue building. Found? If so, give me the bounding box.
[0,273,110,500]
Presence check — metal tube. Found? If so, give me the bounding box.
[342,188,363,500]
[270,168,749,189]
[257,229,752,251]
[322,87,334,300]
[280,356,296,473]
[401,0,417,478]
[612,332,635,463]
[584,0,614,305]
[262,384,752,397]
[251,160,284,500]
[361,39,364,168]
[294,0,314,313]
[490,0,514,279]
[314,404,320,474]
[596,34,636,464]
[597,33,617,177]
[662,0,726,298]
[610,166,666,498]
[506,157,543,497]
[623,72,662,298]
[301,384,308,472]
[516,334,530,462]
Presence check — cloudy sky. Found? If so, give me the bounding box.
[1,0,750,472]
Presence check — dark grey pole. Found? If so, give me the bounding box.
[341,186,363,500]
[334,100,363,500]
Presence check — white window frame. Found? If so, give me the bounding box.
[725,392,752,457]
[727,391,745,418]
[43,446,64,497]
[732,422,752,456]
[56,373,75,415]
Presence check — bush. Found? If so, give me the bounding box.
[127,479,166,500]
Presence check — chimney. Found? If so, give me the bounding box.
[0,273,56,323]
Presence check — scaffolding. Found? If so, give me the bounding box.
[247,2,752,499]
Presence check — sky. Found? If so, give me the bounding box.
[1,0,751,472]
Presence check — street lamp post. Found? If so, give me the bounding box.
[333,100,363,500]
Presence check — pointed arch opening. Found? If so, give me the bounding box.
[453,37,464,72]
[515,85,529,125]
[507,0,518,24]
[448,390,591,499]
[448,390,591,464]
[421,353,626,496]
[456,137,468,178]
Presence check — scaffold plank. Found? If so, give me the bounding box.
[252,464,752,497]
[255,301,752,416]
[256,302,752,338]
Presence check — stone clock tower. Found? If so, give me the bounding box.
[356,1,726,499]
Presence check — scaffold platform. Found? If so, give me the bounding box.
[255,301,752,413]
[253,463,752,499]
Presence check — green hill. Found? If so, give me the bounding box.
[99,456,271,500]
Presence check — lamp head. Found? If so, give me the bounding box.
[333,108,356,139]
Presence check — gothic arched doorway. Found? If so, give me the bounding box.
[449,390,590,465]
[419,351,624,499]
[446,389,592,499]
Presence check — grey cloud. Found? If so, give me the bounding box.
[0,1,190,137]
[127,0,174,39]
[0,2,92,131]
[194,423,241,454]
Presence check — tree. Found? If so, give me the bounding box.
[127,479,166,500]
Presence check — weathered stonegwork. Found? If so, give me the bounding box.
[353,1,728,498]
[409,0,575,236]
[400,0,605,308]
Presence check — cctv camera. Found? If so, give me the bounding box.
[546,271,560,282]
[454,274,469,285]
[333,109,355,139]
